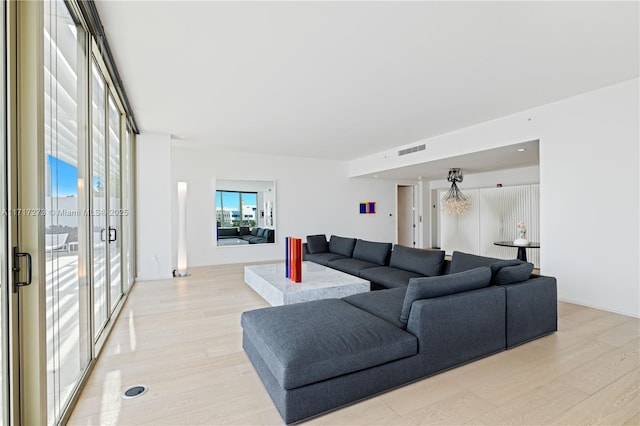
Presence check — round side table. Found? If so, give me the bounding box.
[493,241,540,262]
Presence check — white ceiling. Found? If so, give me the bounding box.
[95,1,638,176]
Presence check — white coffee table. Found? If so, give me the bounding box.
[244,262,370,306]
[217,238,249,246]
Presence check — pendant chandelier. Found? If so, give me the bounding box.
[442,168,471,215]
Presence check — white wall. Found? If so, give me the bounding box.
[537,80,639,318]
[136,80,639,316]
[169,144,397,267]
[136,134,173,280]
[351,79,640,317]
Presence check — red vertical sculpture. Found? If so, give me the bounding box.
[291,238,302,283]
[285,237,302,283]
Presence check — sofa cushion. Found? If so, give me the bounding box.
[250,227,259,236]
[239,226,250,236]
[306,234,329,254]
[352,239,392,266]
[449,251,500,274]
[241,299,417,390]
[328,258,379,276]
[217,228,238,238]
[304,252,347,266]
[343,287,407,329]
[264,229,275,243]
[389,245,445,276]
[400,267,492,324]
[492,261,534,285]
[360,266,424,289]
[329,235,357,257]
[489,259,522,276]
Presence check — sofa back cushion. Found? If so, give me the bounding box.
[239,226,250,236]
[306,234,329,254]
[399,267,492,324]
[352,239,392,266]
[390,245,445,277]
[491,260,534,285]
[217,228,238,237]
[449,251,500,274]
[329,235,357,257]
[260,229,273,242]
[250,227,259,236]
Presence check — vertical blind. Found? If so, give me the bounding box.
[440,184,540,267]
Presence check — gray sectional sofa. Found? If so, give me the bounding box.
[216,226,275,244]
[304,234,446,289]
[241,234,557,423]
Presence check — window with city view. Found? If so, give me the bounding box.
[216,190,258,227]
[215,179,276,246]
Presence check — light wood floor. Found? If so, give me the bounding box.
[68,263,640,425]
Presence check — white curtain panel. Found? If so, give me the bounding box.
[440,184,540,267]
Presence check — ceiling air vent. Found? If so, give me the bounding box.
[398,144,426,157]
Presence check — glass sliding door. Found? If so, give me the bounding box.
[91,67,125,345]
[90,60,107,338]
[107,95,122,312]
[43,0,90,423]
[10,0,135,421]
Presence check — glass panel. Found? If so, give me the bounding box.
[107,95,122,311]
[43,1,90,423]
[91,60,107,337]
[123,127,133,289]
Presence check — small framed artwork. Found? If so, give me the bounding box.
[359,202,376,214]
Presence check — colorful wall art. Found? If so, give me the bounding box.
[359,202,376,214]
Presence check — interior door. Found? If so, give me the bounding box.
[397,185,415,247]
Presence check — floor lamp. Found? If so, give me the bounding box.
[176,181,189,277]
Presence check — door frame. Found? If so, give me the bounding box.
[4,1,21,423]
[11,0,47,423]
[396,183,421,248]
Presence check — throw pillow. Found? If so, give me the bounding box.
[492,262,534,285]
[399,267,492,324]
[489,259,523,277]
[306,234,329,254]
[449,251,501,274]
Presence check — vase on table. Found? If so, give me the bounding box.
[514,222,529,246]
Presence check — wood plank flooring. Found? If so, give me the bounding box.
[68,263,640,425]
